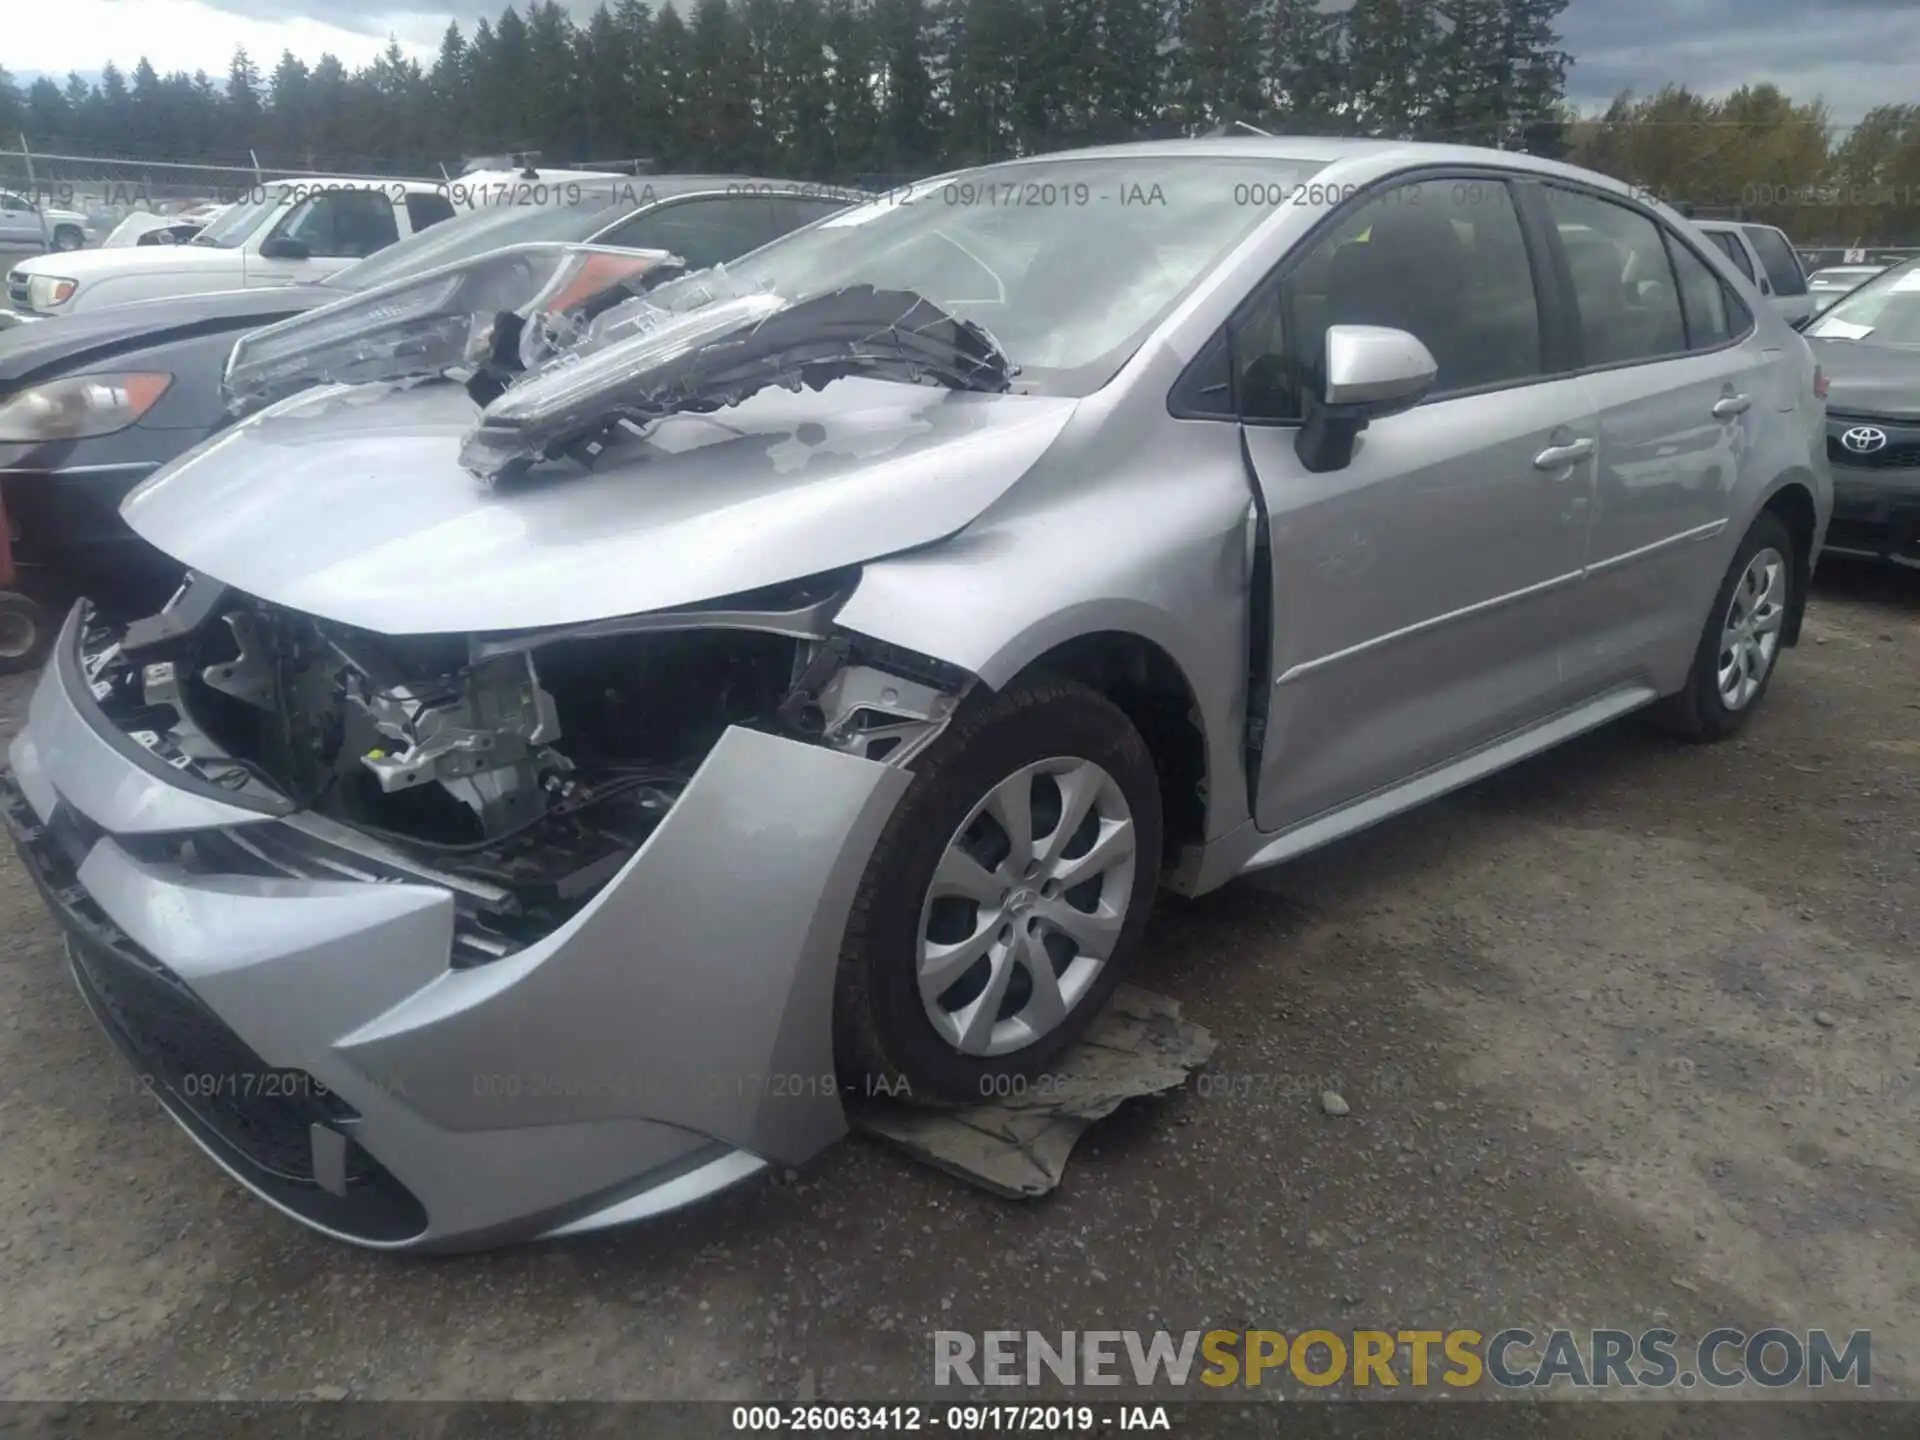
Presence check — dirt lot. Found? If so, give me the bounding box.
[0,563,1915,1421]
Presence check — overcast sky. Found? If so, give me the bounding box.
[9,0,1920,128]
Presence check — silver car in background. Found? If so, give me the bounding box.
[3,139,1830,1250]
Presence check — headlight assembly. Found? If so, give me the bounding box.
[26,274,78,309]
[0,372,173,442]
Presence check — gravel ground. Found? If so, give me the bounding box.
[0,561,1915,1420]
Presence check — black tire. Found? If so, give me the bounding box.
[834,676,1164,1105]
[1650,510,1795,742]
[0,591,53,675]
[51,225,84,253]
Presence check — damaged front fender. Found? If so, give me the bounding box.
[331,725,911,1167]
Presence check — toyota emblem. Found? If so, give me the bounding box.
[1840,425,1889,455]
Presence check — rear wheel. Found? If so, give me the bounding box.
[1652,511,1794,741]
[0,591,52,675]
[834,677,1163,1104]
[51,225,84,253]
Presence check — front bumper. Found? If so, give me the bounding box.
[3,605,910,1249]
[1824,418,1920,566]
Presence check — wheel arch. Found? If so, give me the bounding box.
[1755,476,1819,646]
[999,627,1212,870]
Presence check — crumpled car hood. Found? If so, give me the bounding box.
[121,376,1076,634]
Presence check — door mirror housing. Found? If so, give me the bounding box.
[1295,325,1438,474]
[257,236,311,261]
[1789,313,1813,332]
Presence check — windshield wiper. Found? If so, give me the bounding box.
[459,285,1015,483]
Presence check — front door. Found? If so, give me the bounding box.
[247,190,401,286]
[1233,174,1599,831]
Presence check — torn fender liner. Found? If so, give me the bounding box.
[850,986,1215,1199]
[460,286,1016,482]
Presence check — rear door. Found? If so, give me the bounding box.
[1233,172,1601,831]
[402,190,457,238]
[1541,185,1764,692]
[1742,224,1813,325]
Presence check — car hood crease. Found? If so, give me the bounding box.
[120,377,1078,633]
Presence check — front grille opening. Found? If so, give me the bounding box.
[5,782,428,1244]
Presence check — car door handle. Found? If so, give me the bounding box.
[1712,394,1751,419]
[1533,437,1595,471]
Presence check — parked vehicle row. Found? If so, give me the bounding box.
[0,138,1841,1253]
[1694,218,1815,326]
[1803,258,1920,568]
[0,176,853,665]
[0,190,91,252]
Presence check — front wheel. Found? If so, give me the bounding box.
[834,677,1163,1104]
[1651,510,1795,741]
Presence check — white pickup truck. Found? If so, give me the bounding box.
[6,178,456,317]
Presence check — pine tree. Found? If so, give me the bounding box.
[822,0,881,179]
[651,3,696,167]
[873,0,937,174]
[1340,0,1440,138]
[227,46,264,150]
[1263,0,1339,132]
[1177,0,1264,133]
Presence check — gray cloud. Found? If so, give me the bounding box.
[1558,0,1920,124]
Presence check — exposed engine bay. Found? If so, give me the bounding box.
[80,573,967,963]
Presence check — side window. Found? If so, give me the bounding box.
[1236,176,1543,421]
[1707,230,1756,281]
[404,192,457,234]
[597,197,778,269]
[0,193,28,213]
[768,197,847,236]
[1545,187,1686,366]
[272,192,400,259]
[1742,225,1808,296]
[1665,232,1749,348]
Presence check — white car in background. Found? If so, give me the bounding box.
[1694,219,1814,326]
[7,179,455,316]
[1807,264,1887,314]
[102,202,234,249]
[0,190,91,252]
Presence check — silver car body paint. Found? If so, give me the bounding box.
[121,377,1078,633]
[10,657,907,1249]
[7,137,1832,1247]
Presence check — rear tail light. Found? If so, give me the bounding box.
[1813,365,1829,401]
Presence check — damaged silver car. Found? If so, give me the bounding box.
[3,139,1830,1249]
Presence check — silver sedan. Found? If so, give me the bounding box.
[3,138,1831,1249]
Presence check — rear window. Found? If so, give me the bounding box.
[1704,229,1755,281]
[405,192,457,234]
[1742,225,1807,296]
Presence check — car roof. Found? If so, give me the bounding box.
[972,136,1691,206]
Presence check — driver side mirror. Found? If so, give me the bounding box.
[1790,314,1813,332]
[257,236,311,261]
[1295,325,1438,474]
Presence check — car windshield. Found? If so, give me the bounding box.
[714,155,1327,394]
[325,199,624,292]
[191,195,279,248]
[1808,260,1920,345]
